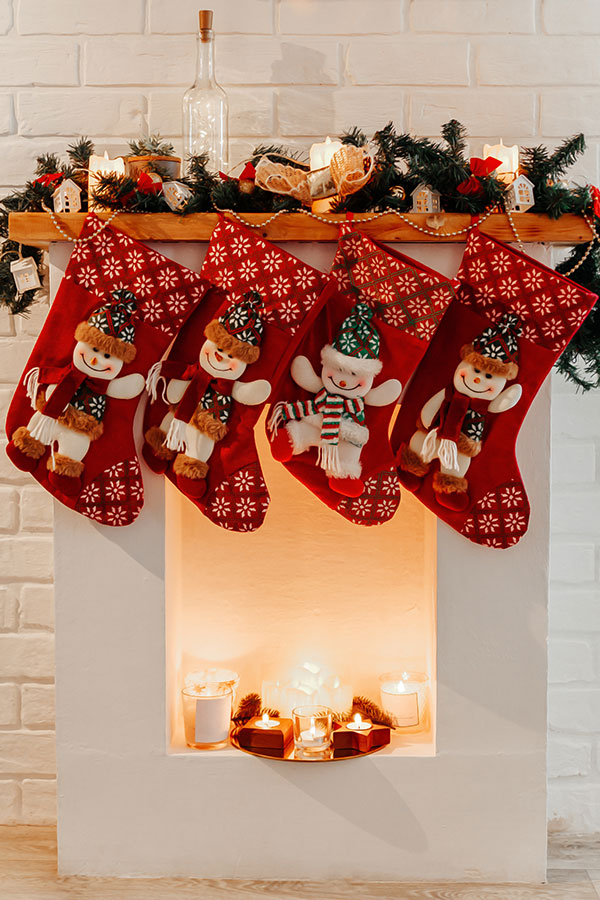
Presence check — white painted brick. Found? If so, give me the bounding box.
[413,0,534,33]
[149,88,274,138]
[21,779,56,824]
[85,37,195,87]
[551,490,600,537]
[550,543,596,584]
[281,0,404,34]
[0,733,55,775]
[0,386,16,421]
[0,138,77,186]
[549,591,600,632]
[0,634,54,678]
[548,736,592,778]
[279,86,404,136]
[19,487,54,533]
[551,443,596,485]
[19,584,54,630]
[15,301,50,338]
[0,309,16,336]
[0,94,12,135]
[21,684,55,729]
[18,91,147,137]
[548,785,600,833]
[0,442,31,487]
[347,38,469,86]
[19,0,145,34]
[553,393,600,440]
[544,0,600,34]
[0,338,35,382]
[410,89,536,137]
[549,688,600,732]
[0,684,19,728]
[0,586,18,631]
[0,0,11,34]
[541,90,600,138]
[549,640,595,684]
[478,37,600,86]
[150,0,273,34]
[0,537,53,583]
[0,489,18,533]
[218,37,340,85]
[0,781,20,824]
[0,39,79,86]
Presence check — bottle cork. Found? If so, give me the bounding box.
[199,9,213,38]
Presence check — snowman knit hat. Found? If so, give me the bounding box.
[460,311,522,380]
[205,290,264,364]
[74,289,138,364]
[321,301,383,378]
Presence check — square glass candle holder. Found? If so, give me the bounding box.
[292,705,333,760]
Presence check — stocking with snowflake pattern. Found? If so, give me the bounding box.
[393,228,597,548]
[264,222,458,527]
[5,213,209,526]
[142,215,333,532]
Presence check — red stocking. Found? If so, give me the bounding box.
[265,223,458,526]
[5,214,209,526]
[392,229,597,548]
[142,216,332,532]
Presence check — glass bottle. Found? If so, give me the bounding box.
[183,9,229,174]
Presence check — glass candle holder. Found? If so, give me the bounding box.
[182,667,239,750]
[292,705,333,760]
[379,671,430,733]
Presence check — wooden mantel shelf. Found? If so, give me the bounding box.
[8,211,594,248]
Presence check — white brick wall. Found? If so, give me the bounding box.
[0,0,598,833]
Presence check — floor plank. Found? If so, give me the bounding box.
[0,826,57,861]
[547,834,600,870]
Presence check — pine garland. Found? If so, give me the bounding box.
[232,693,280,726]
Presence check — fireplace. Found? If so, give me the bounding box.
[52,240,549,881]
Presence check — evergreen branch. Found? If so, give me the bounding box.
[128,134,176,157]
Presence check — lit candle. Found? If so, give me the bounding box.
[483,140,519,184]
[379,670,429,729]
[254,712,280,729]
[299,715,327,747]
[346,713,372,732]
[88,151,126,210]
[309,135,342,214]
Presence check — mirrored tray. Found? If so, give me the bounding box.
[230,728,390,762]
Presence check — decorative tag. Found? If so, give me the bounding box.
[10,257,41,293]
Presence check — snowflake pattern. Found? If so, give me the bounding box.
[75,458,144,527]
[157,269,179,290]
[336,469,400,526]
[460,480,529,548]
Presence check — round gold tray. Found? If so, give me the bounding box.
[230,729,388,762]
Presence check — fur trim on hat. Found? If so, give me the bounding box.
[12,425,45,459]
[460,344,518,380]
[433,471,468,494]
[457,433,482,458]
[400,443,431,477]
[48,453,84,478]
[59,405,104,440]
[173,454,208,480]
[144,426,176,461]
[75,321,136,364]
[190,407,229,442]
[321,343,382,378]
[204,320,260,364]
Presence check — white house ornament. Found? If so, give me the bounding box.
[411,184,442,214]
[162,181,193,211]
[52,178,82,213]
[10,256,41,293]
[504,174,535,213]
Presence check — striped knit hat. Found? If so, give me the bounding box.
[205,291,264,364]
[460,311,521,380]
[321,302,382,378]
[74,289,137,363]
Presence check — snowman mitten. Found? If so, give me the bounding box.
[266,223,457,527]
[392,229,597,548]
[6,214,209,526]
[143,216,332,532]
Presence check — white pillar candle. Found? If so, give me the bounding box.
[483,140,519,184]
[182,689,232,748]
[309,136,343,214]
[88,152,126,210]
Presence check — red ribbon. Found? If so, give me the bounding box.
[457,157,503,196]
[591,186,600,218]
[34,173,63,188]
[137,172,162,195]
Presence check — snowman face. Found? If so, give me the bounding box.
[454,360,506,400]
[73,340,124,380]
[199,338,247,381]
[321,363,374,398]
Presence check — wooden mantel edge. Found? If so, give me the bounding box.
[7,211,594,248]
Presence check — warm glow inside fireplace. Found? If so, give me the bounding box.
[166,411,437,756]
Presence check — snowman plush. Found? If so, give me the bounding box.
[7,291,144,495]
[268,302,401,497]
[144,292,270,498]
[398,312,523,511]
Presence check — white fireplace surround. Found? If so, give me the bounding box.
[52,239,549,882]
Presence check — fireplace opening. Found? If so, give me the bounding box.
[166,412,437,757]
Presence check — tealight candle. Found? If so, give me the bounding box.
[309,135,343,214]
[254,712,280,730]
[88,151,126,210]
[292,705,333,759]
[483,140,519,184]
[346,713,372,732]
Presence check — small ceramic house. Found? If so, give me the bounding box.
[162,181,193,212]
[10,257,41,293]
[411,183,442,214]
[52,178,82,214]
[505,174,535,213]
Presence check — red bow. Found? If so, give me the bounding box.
[457,175,482,196]
[457,157,503,196]
[34,173,63,188]
[136,172,162,195]
[591,186,600,218]
[239,162,256,181]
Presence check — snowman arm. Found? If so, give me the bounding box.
[488,382,522,414]
[232,379,271,406]
[165,378,191,405]
[365,378,402,407]
[290,356,322,393]
[106,373,145,400]
[44,383,57,399]
[420,389,446,429]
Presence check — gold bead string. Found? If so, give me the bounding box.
[42,202,121,244]
[505,203,598,277]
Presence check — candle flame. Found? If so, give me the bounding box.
[353,713,362,725]
[396,681,406,693]
[262,712,269,724]
[103,151,109,160]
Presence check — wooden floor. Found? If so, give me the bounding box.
[1,826,599,899]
